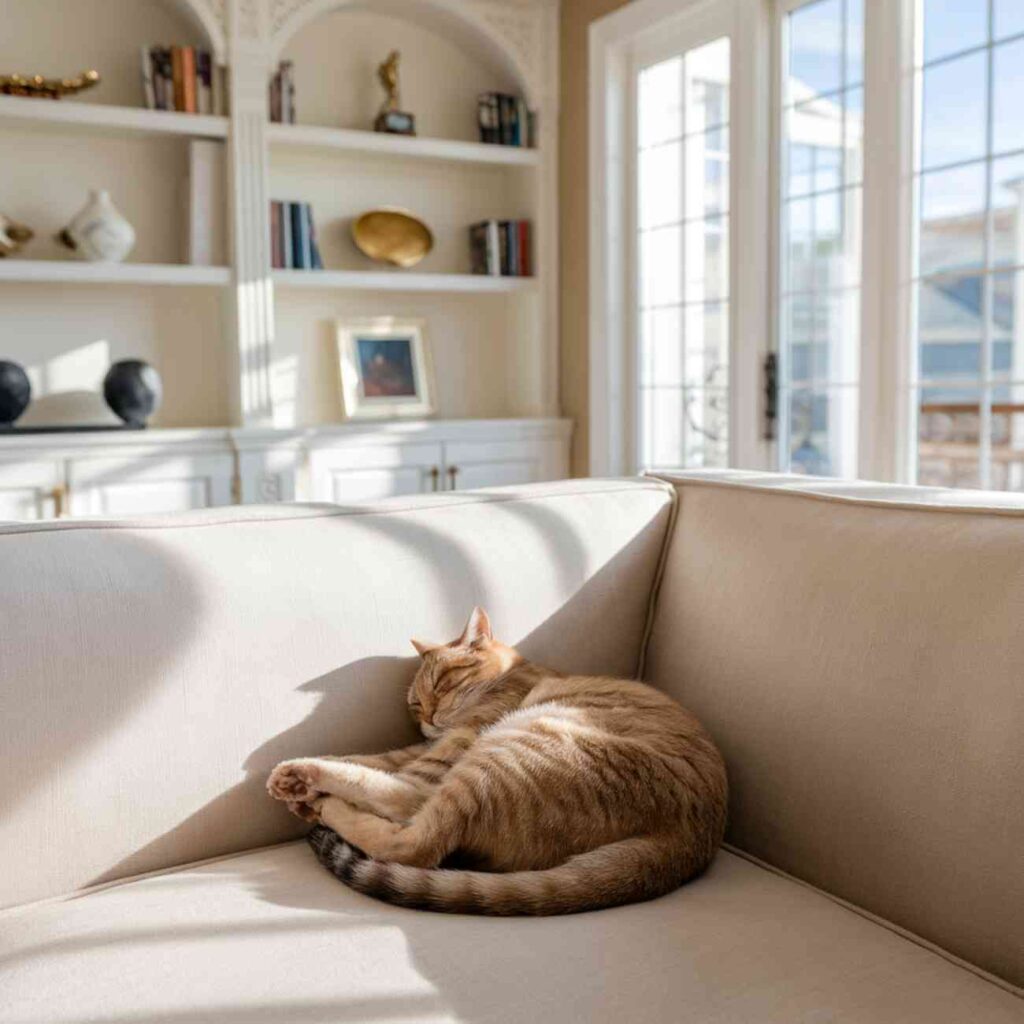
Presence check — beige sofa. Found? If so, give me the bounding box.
[0,472,1020,1022]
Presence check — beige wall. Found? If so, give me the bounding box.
[560,0,632,476]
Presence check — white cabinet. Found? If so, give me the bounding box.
[444,440,548,491]
[65,454,235,517]
[308,443,444,503]
[0,459,63,521]
[0,420,571,520]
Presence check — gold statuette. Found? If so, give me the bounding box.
[0,69,100,100]
[374,51,415,135]
[0,214,34,258]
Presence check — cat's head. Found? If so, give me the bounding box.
[408,607,522,738]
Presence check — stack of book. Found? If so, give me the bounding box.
[469,220,532,277]
[477,93,534,147]
[142,46,223,114]
[270,201,324,270]
[269,61,296,124]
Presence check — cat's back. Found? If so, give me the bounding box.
[492,671,721,761]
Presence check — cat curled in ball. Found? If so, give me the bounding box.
[267,608,727,915]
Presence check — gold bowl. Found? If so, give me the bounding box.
[352,208,433,268]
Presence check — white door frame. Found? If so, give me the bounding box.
[589,0,773,476]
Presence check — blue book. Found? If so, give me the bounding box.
[290,202,304,269]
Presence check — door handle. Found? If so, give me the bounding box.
[51,484,66,519]
[429,466,440,492]
[447,466,459,490]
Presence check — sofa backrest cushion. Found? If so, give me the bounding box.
[0,479,673,908]
[645,471,1024,987]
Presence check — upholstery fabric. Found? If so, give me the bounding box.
[646,471,1024,987]
[1,841,1019,1024]
[0,480,674,908]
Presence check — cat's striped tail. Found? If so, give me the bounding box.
[307,825,701,915]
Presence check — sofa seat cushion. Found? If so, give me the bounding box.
[1,844,1018,1023]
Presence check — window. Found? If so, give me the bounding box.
[636,38,731,470]
[912,0,1024,490]
[591,0,1024,492]
[778,0,863,477]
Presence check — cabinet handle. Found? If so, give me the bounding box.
[429,466,441,492]
[447,466,459,490]
[51,485,66,519]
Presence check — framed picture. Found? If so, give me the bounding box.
[335,317,436,420]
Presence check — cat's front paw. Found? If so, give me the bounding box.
[287,797,324,823]
[267,760,323,803]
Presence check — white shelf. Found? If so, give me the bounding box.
[272,269,537,294]
[0,261,231,287]
[268,122,538,168]
[0,95,229,140]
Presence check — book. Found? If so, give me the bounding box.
[171,46,185,112]
[182,47,197,114]
[469,219,532,277]
[270,202,282,269]
[153,48,172,111]
[477,92,533,148]
[281,201,294,270]
[518,220,530,277]
[141,46,156,110]
[197,51,212,115]
[309,208,323,269]
[269,61,296,124]
[291,202,306,269]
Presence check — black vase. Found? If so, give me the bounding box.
[0,361,31,427]
[103,360,162,427]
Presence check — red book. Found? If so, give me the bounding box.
[182,47,197,114]
[171,46,185,112]
[518,221,530,277]
[270,202,282,269]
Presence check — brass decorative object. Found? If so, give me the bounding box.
[0,214,34,258]
[0,69,100,100]
[352,208,433,268]
[373,51,415,135]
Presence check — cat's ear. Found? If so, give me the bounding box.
[459,606,493,647]
[411,638,439,657]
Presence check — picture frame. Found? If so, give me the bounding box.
[335,316,436,420]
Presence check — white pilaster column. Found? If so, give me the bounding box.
[228,0,275,427]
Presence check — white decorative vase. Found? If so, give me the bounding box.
[60,190,135,263]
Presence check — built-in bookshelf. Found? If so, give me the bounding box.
[0,0,558,431]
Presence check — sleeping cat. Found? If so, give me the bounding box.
[267,607,727,915]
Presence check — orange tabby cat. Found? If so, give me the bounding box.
[267,607,727,915]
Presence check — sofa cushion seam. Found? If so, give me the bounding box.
[653,474,1024,519]
[635,480,678,679]
[0,481,671,539]
[723,843,1023,1000]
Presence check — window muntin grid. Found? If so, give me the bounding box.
[912,1,1024,490]
[636,37,731,471]
[778,0,864,478]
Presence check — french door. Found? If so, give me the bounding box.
[631,24,733,471]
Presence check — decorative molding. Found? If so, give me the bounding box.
[270,0,316,37]
[174,0,229,62]
[268,0,548,100]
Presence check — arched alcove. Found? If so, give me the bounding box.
[0,0,216,107]
[271,0,535,109]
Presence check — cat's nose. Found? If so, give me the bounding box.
[421,722,441,739]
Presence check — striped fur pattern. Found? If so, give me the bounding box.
[269,608,728,915]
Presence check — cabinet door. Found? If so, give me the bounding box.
[443,440,545,491]
[308,443,443,503]
[66,454,235,517]
[0,460,63,521]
